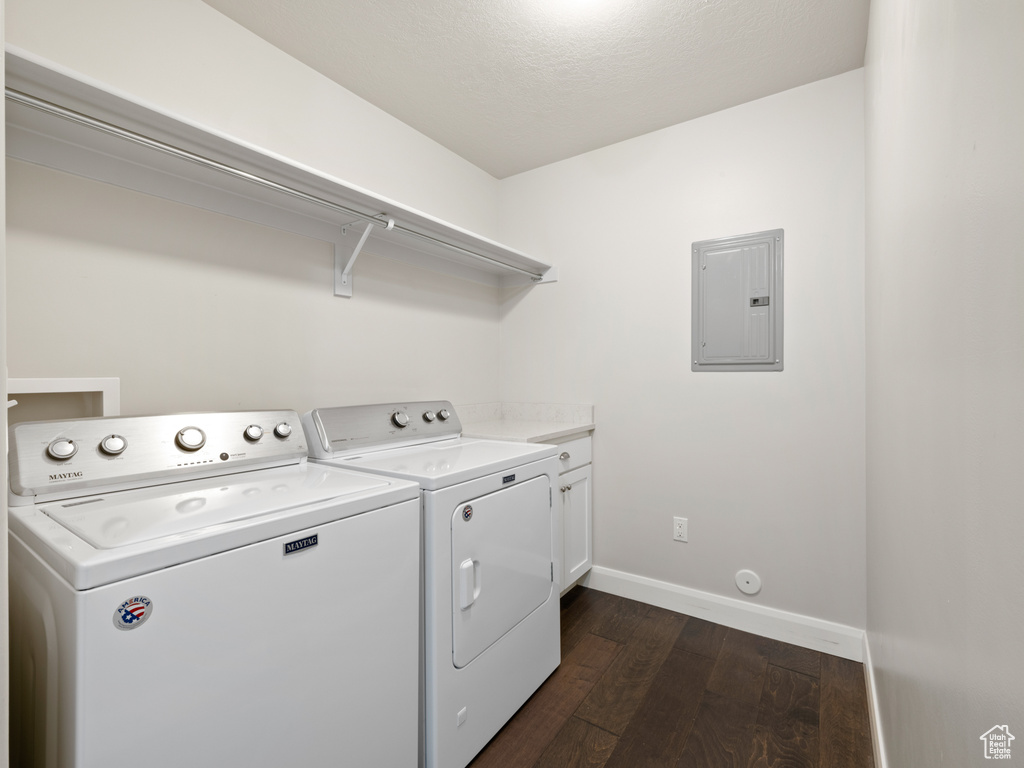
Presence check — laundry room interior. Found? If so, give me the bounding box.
[2,0,1022,767]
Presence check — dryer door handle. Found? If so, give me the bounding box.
[459,558,482,611]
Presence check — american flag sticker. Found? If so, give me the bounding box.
[113,596,153,631]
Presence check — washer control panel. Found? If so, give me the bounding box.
[303,400,463,458]
[9,410,306,504]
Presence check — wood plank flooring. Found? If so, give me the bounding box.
[469,587,874,768]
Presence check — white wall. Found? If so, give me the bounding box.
[498,71,866,627]
[7,161,501,416]
[864,0,1024,764]
[5,0,506,417]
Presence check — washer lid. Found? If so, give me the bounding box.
[334,438,557,490]
[43,464,392,549]
[9,463,419,590]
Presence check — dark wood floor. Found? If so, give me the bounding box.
[469,587,875,768]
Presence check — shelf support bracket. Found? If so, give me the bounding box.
[533,265,559,284]
[334,217,395,297]
[334,221,375,298]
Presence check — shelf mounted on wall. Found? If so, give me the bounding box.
[4,47,557,298]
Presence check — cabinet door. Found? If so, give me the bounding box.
[560,464,592,586]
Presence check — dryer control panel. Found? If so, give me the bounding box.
[303,400,462,458]
[9,410,306,505]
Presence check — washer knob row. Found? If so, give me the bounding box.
[47,434,129,461]
[45,420,296,462]
[187,422,292,447]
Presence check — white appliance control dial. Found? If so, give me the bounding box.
[437,409,451,421]
[392,412,411,428]
[99,434,127,455]
[176,427,206,451]
[274,422,292,438]
[422,411,436,422]
[47,438,78,461]
[244,424,264,441]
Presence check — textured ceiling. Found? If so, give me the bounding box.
[201,0,869,179]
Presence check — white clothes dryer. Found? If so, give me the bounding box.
[8,410,421,768]
[302,401,561,768]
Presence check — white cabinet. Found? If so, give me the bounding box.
[560,465,593,589]
[550,434,593,592]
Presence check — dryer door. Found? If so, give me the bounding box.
[451,476,552,668]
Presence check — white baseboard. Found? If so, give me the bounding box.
[862,633,888,768]
[579,565,865,661]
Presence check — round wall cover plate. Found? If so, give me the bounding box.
[735,569,762,596]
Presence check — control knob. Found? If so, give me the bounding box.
[392,412,411,428]
[100,434,128,456]
[274,422,292,438]
[47,438,78,461]
[176,427,206,452]
[437,409,451,421]
[244,424,264,442]
[423,411,436,423]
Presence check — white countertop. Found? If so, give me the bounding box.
[457,403,595,444]
[461,419,594,443]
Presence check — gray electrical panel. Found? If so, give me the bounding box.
[692,229,783,372]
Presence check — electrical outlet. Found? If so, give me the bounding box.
[673,516,688,542]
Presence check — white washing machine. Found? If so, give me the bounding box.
[8,410,422,768]
[301,401,561,768]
